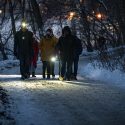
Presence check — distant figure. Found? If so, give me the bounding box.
[56,26,76,81]
[72,36,83,80]
[14,20,33,80]
[30,37,39,77]
[39,28,58,79]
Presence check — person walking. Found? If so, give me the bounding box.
[14,20,33,80]
[39,28,58,79]
[30,37,39,77]
[72,36,82,80]
[56,26,76,81]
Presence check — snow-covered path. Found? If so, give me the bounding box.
[1,59,125,125]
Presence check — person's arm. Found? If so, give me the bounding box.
[75,36,83,55]
[53,37,58,46]
[29,32,34,58]
[78,38,83,55]
[52,37,58,55]
[39,38,44,51]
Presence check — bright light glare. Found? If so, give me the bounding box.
[70,12,75,17]
[68,12,76,20]
[0,10,2,14]
[51,57,56,62]
[21,22,27,28]
[96,13,102,19]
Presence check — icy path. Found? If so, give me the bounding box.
[1,59,125,125]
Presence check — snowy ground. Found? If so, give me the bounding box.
[80,62,125,87]
[0,57,125,125]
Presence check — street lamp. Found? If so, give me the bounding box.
[96,13,102,20]
[70,12,75,17]
[68,12,76,20]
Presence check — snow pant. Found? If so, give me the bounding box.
[73,56,79,77]
[42,61,51,78]
[20,57,31,77]
[61,59,73,79]
[50,62,55,77]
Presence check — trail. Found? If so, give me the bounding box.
[0,58,125,125]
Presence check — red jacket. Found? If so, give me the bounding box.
[32,40,39,67]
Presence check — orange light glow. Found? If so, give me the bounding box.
[96,13,102,19]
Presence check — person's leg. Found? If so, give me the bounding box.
[51,62,55,77]
[42,61,47,79]
[74,56,79,79]
[47,61,51,79]
[71,61,74,79]
[30,62,33,75]
[30,62,35,77]
[24,58,31,79]
[66,60,73,80]
[32,65,36,77]
[61,60,66,78]
[20,58,25,79]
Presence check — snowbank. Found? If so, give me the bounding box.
[80,62,125,85]
[0,60,19,70]
[82,49,98,57]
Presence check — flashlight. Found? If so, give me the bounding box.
[51,57,56,62]
[0,9,2,14]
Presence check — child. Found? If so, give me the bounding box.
[31,37,39,77]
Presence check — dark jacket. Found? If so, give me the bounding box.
[74,36,83,56]
[14,29,33,59]
[56,35,76,61]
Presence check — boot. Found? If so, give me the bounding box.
[32,72,36,77]
[47,75,50,79]
[43,75,45,79]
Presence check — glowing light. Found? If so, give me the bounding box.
[68,12,76,20]
[21,22,27,28]
[0,9,2,14]
[51,57,56,62]
[80,0,83,3]
[96,13,102,19]
[70,12,75,17]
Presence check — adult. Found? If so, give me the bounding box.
[30,37,39,77]
[14,20,33,80]
[56,26,76,81]
[39,28,58,79]
[72,36,82,80]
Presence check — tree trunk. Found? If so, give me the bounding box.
[79,5,93,52]
[0,34,8,60]
[30,0,43,38]
[8,0,16,36]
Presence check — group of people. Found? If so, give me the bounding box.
[14,22,82,81]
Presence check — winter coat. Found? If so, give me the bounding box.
[14,29,33,60]
[56,35,76,61]
[39,36,58,61]
[32,40,39,67]
[74,36,83,56]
